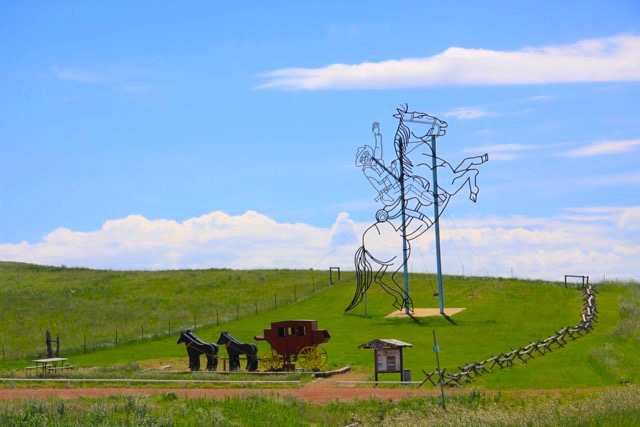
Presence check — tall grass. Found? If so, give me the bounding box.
[0,386,638,426]
[588,284,640,385]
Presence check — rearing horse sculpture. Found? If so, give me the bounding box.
[347,105,488,313]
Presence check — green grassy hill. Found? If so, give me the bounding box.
[0,261,638,390]
[0,261,329,358]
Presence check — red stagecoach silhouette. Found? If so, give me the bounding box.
[255,320,330,371]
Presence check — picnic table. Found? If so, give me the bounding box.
[26,358,73,376]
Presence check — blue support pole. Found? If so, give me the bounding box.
[398,138,411,315]
[431,135,445,315]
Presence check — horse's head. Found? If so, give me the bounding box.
[216,331,228,345]
[177,330,189,345]
[393,104,447,139]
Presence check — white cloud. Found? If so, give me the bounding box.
[259,35,640,90]
[52,65,109,84]
[464,143,537,160]
[483,153,519,161]
[1,208,639,281]
[583,172,640,186]
[431,207,640,281]
[563,139,640,157]
[467,143,536,152]
[51,64,154,94]
[444,107,493,120]
[617,207,640,231]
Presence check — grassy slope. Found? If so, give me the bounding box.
[0,262,328,358]
[2,262,637,389]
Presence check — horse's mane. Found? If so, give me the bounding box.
[394,120,413,175]
[221,331,241,345]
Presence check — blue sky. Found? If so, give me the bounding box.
[1,1,639,280]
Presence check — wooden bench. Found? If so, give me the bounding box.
[24,366,46,375]
[47,366,74,374]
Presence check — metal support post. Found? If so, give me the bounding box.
[431,135,445,315]
[398,136,411,315]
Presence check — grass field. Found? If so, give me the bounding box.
[0,262,331,359]
[1,261,638,391]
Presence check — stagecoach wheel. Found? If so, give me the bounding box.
[298,346,328,370]
[262,349,283,371]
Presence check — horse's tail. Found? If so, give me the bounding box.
[345,245,373,313]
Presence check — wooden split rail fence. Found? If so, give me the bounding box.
[419,285,598,388]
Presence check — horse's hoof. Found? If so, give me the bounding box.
[482,153,489,162]
[470,193,478,202]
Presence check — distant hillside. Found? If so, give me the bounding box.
[0,261,332,359]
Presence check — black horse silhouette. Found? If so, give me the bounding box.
[216,331,259,372]
[176,329,219,371]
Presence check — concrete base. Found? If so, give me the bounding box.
[384,307,466,318]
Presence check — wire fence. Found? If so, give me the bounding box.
[1,276,339,361]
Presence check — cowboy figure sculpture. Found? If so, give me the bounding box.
[347,104,488,313]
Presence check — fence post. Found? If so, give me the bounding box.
[115,329,118,347]
[2,347,5,360]
[141,324,144,342]
[83,335,87,354]
[168,320,171,335]
[312,277,316,292]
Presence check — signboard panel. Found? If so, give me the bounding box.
[376,348,401,373]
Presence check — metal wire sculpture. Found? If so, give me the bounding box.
[346,104,489,313]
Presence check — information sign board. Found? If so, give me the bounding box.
[376,348,401,373]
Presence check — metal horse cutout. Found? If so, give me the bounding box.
[346,105,488,313]
[176,329,219,371]
[216,331,259,371]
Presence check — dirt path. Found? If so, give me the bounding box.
[0,387,440,403]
